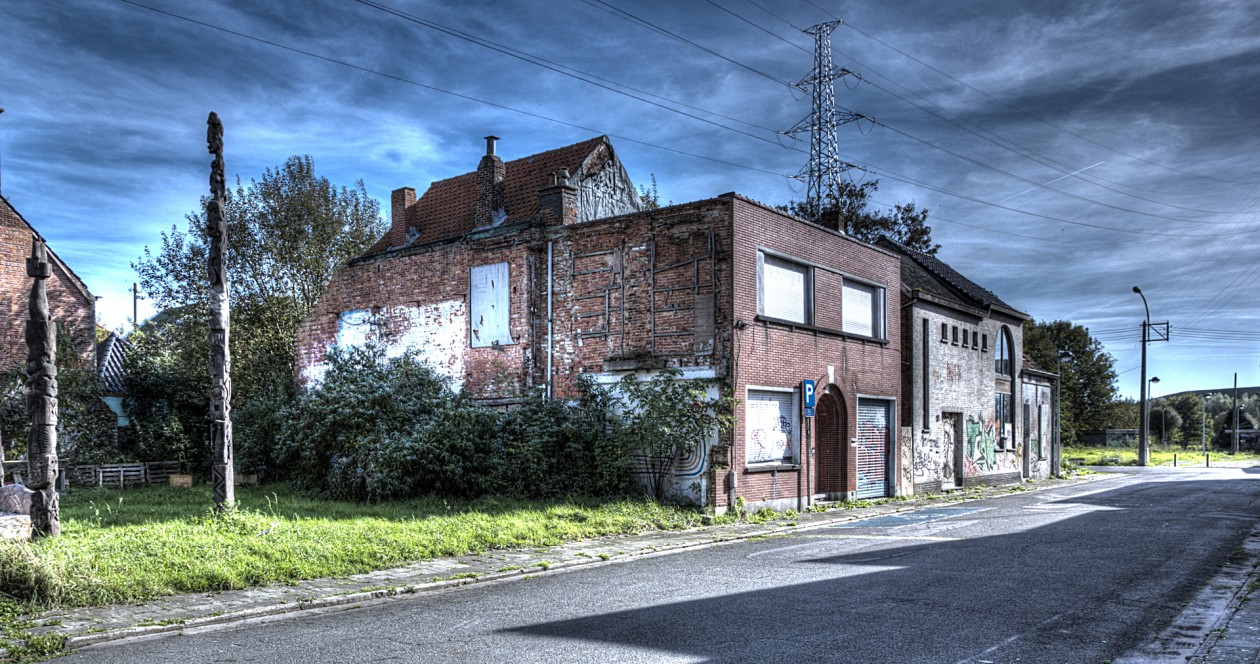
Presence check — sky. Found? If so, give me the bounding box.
[1,0,1259,400]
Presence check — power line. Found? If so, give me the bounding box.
[838,21,1259,187]
[115,0,789,179]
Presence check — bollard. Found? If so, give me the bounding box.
[1207,453,1211,468]
[1173,454,1178,467]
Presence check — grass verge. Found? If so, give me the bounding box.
[1063,445,1260,467]
[3,484,714,609]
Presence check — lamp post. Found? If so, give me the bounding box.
[1148,376,1161,447]
[1055,349,1073,477]
[1134,287,1151,466]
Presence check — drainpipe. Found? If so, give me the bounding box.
[546,241,554,399]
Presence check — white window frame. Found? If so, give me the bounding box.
[757,252,812,325]
[745,386,799,466]
[842,279,886,340]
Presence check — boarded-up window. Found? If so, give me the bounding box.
[746,389,796,464]
[759,254,810,324]
[470,262,513,347]
[842,280,884,338]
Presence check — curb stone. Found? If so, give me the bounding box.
[40,474,1108,654]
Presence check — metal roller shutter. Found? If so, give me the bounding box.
[856,399,891,498]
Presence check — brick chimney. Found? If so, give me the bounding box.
[390,186,416,244]
[475,135,505,227]
[538,167,578,226]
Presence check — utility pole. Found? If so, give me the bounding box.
[132,282,144,331]
[1132,287,1168,466]
[785,20,862,230]
[1233,373,1240,455]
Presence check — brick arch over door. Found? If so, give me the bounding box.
[815,387,849,497]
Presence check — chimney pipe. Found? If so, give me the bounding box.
[485,135,499,156]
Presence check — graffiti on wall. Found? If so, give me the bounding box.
[966,415,997,473]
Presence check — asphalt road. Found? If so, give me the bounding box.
[65,468,1260,663]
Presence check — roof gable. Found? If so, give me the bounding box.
[876,237,1026,319]
[365,136,640,256]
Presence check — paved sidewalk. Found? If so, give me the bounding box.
[17,470,1257,661]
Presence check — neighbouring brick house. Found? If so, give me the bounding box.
[876,238,1054,495]
[0,195,96,371]
[296,136,902,512]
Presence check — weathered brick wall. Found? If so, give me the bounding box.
[0,200,96,371]
[294,230,536,400]
[728,196,902,510]
[905,300,1026,494]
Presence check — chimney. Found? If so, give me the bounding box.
[538,167,578,227]
[390,186,416,243]
[475,135,505,227]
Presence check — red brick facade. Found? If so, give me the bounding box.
[0,196,96,371]
[296,139,902,511]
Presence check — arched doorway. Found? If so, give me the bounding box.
[815,388,848,498]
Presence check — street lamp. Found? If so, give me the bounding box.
[1134,287,1151,466]
[1055,349,1073,476]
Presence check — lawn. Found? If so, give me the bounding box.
[3,484,714,609]
[1063,445,1260,467]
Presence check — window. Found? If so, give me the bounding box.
[961,329,969,348]
[981,333,989,352]
[951,326,959,345]
[842,280,885,338]
[470,262,514,347]
[995,392,1012,448]
[941,322,949,343]
[746,389,797,464]
[995,327,1013,375]
[759,254,811,324]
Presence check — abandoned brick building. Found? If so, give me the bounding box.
[0,195,96,371]
[878,238,1056,496]
[296,136,903,512]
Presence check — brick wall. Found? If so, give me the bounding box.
[728,196,902,510]
[0,198,96,371]
[295,192,905,511]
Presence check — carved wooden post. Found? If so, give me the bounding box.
[206,112,235,509]
[25,238,59,536]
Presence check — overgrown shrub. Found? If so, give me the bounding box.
[262,345,732,503]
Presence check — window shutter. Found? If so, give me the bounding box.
[843,281,874,337]
[746,391,795,463]
[762,257,809,323]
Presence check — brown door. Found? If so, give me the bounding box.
[816,391,846,497]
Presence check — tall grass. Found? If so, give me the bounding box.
[4,485,709,608]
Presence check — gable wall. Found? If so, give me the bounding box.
[0,202,95,370]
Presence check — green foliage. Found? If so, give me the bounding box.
[128,156,384,471]
[613,369,735,500]
[0,543,64,606]
[0,326,115,465]
[779,179,939,255]
[1023,319,1119,444]
[1147,403,1182,444]
[122,326,203,470]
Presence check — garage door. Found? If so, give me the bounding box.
[856,399,892,499]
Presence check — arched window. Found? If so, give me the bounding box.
[994,326,1016,447]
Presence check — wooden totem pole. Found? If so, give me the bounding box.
[26,238,60,536]
[206,112,235,509]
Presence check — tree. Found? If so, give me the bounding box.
[130,156,384,465]
[1161,393,1205,448]
[1023,319,1119,445]
[1147,403,1182,446]
[778,179,939,255]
